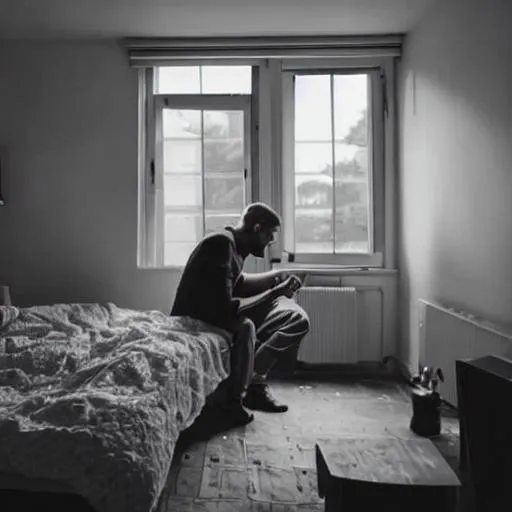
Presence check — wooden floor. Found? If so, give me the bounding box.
[159,376,462,512]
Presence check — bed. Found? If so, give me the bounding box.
[0,302,232,512]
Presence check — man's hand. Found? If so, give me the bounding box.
[277,271,307,288]
[292,271,308,285]
[276,275,303,298]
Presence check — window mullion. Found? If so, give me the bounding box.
[138,68,151,267]
[146,68,157,267]
[200,111,206,238]
[330,74,336,255]
[280,71,295,255]
[243,102,252,206]
[369,73,376,254]
[153,97,165,267]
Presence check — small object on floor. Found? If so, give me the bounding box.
[315,437,460,512]
[410,386,442,437]
[243,382,288,412]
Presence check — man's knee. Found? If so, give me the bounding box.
[234,317,256,345]
[291,307,310,336]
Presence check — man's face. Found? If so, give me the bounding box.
[250,225,278,258]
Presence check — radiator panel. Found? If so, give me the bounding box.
[420,299,512,407]
[296,286,358,364]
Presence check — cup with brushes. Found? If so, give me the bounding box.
[410,366,445,437]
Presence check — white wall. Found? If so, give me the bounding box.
[398,0,512,373]
[0,41,180,310]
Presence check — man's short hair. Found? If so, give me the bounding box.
[240,202,281,231]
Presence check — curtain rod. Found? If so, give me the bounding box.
[125,34,404,51]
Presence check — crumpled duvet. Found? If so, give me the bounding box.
[0,303,231,512]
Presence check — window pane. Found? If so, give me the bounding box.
[156,67,200,94]
[295,208,333,254]
[164,242,197,267]
[204,110,244,173]
[203,110,243,139]
[164,139,201,174]
[205,175,244,211]
[293,73,371,255]
[296,174,332,208]
[205,213,240,234]
[333,74,370,253]
[295,75,332,141]
[163,110,201,139]
[165,211,202,242]
[295,142,332,174]
[160,106,247,266]
[201,66,252,94]
[334,74,368,143]
[294,75,333,255]
[204,139,243,173]
[164,174,202,208]
[335,200,369,253]
[155,66,251,95]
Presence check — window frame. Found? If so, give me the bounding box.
[139,66,254,268]
[277,58,386,267]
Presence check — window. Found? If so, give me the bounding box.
[133,38,398,269]
[294,73,370,254]
[281,66,384,266]
[141,66,253,267]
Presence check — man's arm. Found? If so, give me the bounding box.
[237,286,280,313]
[237,275,303,313]
[234,270,308,298]
[234,270,282,298]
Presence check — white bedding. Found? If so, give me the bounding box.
[0,303,231,512]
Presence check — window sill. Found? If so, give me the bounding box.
[137,262,399,277]
[271,262,398,277]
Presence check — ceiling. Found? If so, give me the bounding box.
[0,0,436,40]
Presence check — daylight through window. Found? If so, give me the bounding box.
[152,66,252,266]
[138,53,390,268]
[294,73,370,254]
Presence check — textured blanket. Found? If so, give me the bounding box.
[0,303,231,512]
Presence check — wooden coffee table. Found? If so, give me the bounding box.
[316,437,461,512]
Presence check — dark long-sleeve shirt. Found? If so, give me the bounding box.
[170,227,245,333]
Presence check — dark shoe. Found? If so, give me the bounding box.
[220,403,255,428]
[180,403,254,443]
[243,383,288,413]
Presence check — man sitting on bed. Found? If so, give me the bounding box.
[171,202,310,428]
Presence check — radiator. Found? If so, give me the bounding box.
[295,286,358,364]
[420,299,512,407]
